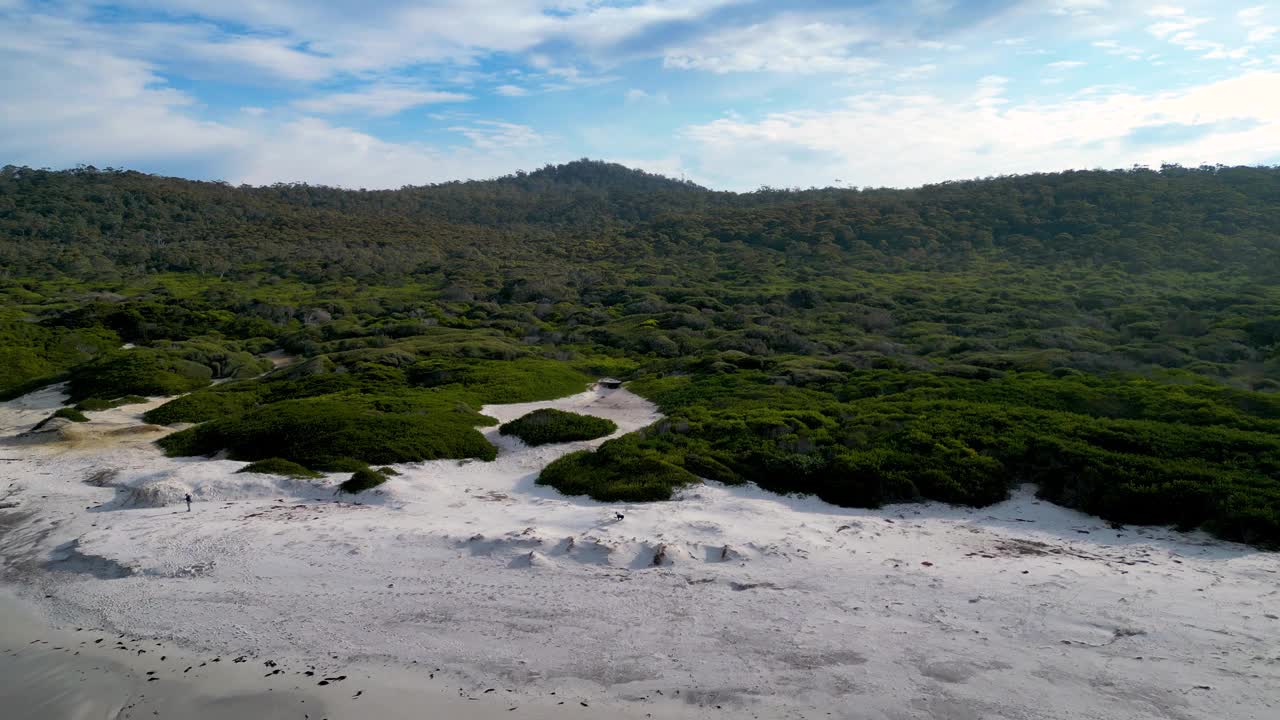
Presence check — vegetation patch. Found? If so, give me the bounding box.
[75,395,149,411]
[54,407,89,422]
[339,467,387,494]
[29,406,89,431]
[66,350,212,402]
[537,436,701,502]
[618,371,1280,546]
[157,394,498,469]
[6,162,1280,546]
[499,408,617,446]
[235,458,322,479]
[144,386,262,424]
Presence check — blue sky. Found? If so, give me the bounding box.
[2,0,1278,190]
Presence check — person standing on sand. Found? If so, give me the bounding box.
[185,493,192,512]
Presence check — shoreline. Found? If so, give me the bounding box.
[0,588,695,720]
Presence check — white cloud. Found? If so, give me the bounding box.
[1092,39,1145,60]
[894,64,938,81]
[611,154,701,183]
[88,0,738,81]
[295,84,470,116]
[1202,45,1253,60]
[1144,5,1260,61]
[1238,5,1278,42]
[1238,6,1267,23]
[1147,9,1209,40]
[625,88,670,105]
[1249,26,1278,41]
[664,18,881,74]
[235,118,554,188]
[1048,60,1087,69]
[182,35,333,82]
[1051,0,1110,17]
[1148,6,1189,19]
[680,72,1280,190]
[0,11,554,188]
[446,121,547,151]
[495,84,530,97]
[973,75,1009,107]
[0,21,245,174]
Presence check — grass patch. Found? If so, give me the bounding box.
[235,458,322,479]
[499,408,617,446]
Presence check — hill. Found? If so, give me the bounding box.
[2,160,1278,545]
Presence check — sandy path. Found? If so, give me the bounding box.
[1,385,1277,719]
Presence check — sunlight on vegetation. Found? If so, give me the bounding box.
[3,161,1278,545]
[500,408,618,446]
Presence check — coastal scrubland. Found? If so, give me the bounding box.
[2,161,1278,543]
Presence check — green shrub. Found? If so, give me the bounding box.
[75,395,149,411]
[617,371,1280,546]
[537,437,700,501]
[29,406,89,431]
[156,394,497,467]
[339,467,387,494]
[144,387,263,424]
[405,357,591,404]
[236,458,322,479]
[499,408,617,446]
[53,407,89,422]
[66,350,211,401]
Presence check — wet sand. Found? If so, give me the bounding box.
[0,590,688,720]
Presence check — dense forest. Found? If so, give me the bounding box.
[2,160,1278,546]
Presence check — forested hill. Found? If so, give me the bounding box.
[3,160,1280,546]
[2,161,1278,280]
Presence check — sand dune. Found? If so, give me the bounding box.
[1,385,1277,719]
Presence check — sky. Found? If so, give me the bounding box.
[1,0,1279,191]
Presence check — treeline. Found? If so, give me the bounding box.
[3,162,1279,280]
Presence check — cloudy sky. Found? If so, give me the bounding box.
[2,0,1278,190]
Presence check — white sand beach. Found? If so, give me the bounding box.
[1,384,1278,719]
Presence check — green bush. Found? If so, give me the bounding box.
[340,467,387,494]
[236,458,322,479]
[29,406,89,431]
[499,408,617,446]
[612,371,1280,546]
[66,350,211,401]
[144,387,263,424]
[75,395,149,411]
[537,437,700,501]
[53,407,89,422]
[157,394,498,468]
